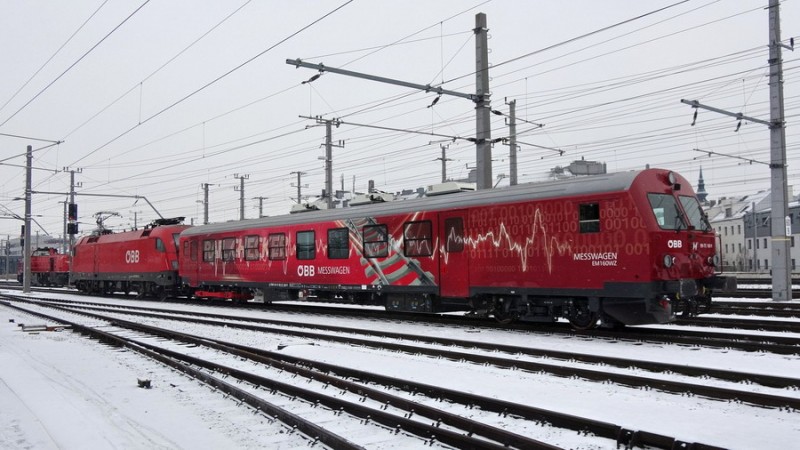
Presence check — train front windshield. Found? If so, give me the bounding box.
[648,193,710,232]
[679,195,712,231]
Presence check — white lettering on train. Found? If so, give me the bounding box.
[125,250,140,264]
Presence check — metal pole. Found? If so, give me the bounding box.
[23,145,32,293]
[202,183,210,224]
[69,170,76,251]
[4,235,9,280]
[439,144,450,183]
[474,13,492,190]
[291,171,306,204]
[767,0,791,301]
[325,120,333,209]
[508,99,518,186]
[61,200,67,254]
[753,202,758,272]
[239,176,246,220]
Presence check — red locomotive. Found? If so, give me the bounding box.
[178,168,734,328]
[71,218,190,299]
[17,247,70,287]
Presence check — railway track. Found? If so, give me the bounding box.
[7,294,777,449]
[2,297,555,449]
[10,293,800,355]
[5,295,800,429]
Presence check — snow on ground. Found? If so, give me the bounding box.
[2,290,800,449]
[0,302,316,449]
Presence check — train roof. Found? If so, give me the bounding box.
[77,224,191,243]
[182,169,674,237]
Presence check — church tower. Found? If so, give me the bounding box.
[696,166,708,203]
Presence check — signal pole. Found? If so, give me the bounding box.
[65,167,82,252]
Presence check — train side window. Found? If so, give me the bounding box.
[155,238,166,252]
[404,220,432,257]
[444,218,464,252]
[182,241,189,258]
[579,203,600,233]
[244,235,260,261]
[203,239,215,262]
[268,233,286,260]
[363,224,388,258]
[327,228,349,259]
[190,240,198,262]
[221,237,236,261]
[296,230,316,260]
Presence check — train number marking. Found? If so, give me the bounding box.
[125,250,140,263]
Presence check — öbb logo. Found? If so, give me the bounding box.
[125,250,140,264]
[667,240,683,249]
[297,265,315,277]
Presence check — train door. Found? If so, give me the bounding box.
[438,211,470,298]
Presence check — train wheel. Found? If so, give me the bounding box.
[568,307,598,330]
[492,297,519,325]
[154,286,168,301]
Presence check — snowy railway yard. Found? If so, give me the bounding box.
[2,290,799,449]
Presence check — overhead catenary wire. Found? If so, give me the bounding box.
[0,0,152,129]
[66,0,354,168]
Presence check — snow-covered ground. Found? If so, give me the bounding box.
[2,290,800,449]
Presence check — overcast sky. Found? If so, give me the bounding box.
[1,0,798,241]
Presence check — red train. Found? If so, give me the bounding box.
[70,218,190,299]
[17,247,70,287]
[178,168,734,328]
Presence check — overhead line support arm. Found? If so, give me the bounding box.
[286,59,479,102]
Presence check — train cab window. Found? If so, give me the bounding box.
[268,233,286,260]
[296,230,315,260]
[244,235,260,261]
[679,195,711,231]
[579,203,600,233]
[404,221,432,257]
[444,218,464,252]
[327,228,349,259]
[202,239,215,262]
[221,238,236,261]
[155,238,166,252]
[363,224,388,258]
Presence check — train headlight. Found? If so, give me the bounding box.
[663,254,675,268]
[708,255,719,267]
[667,171,677,185]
